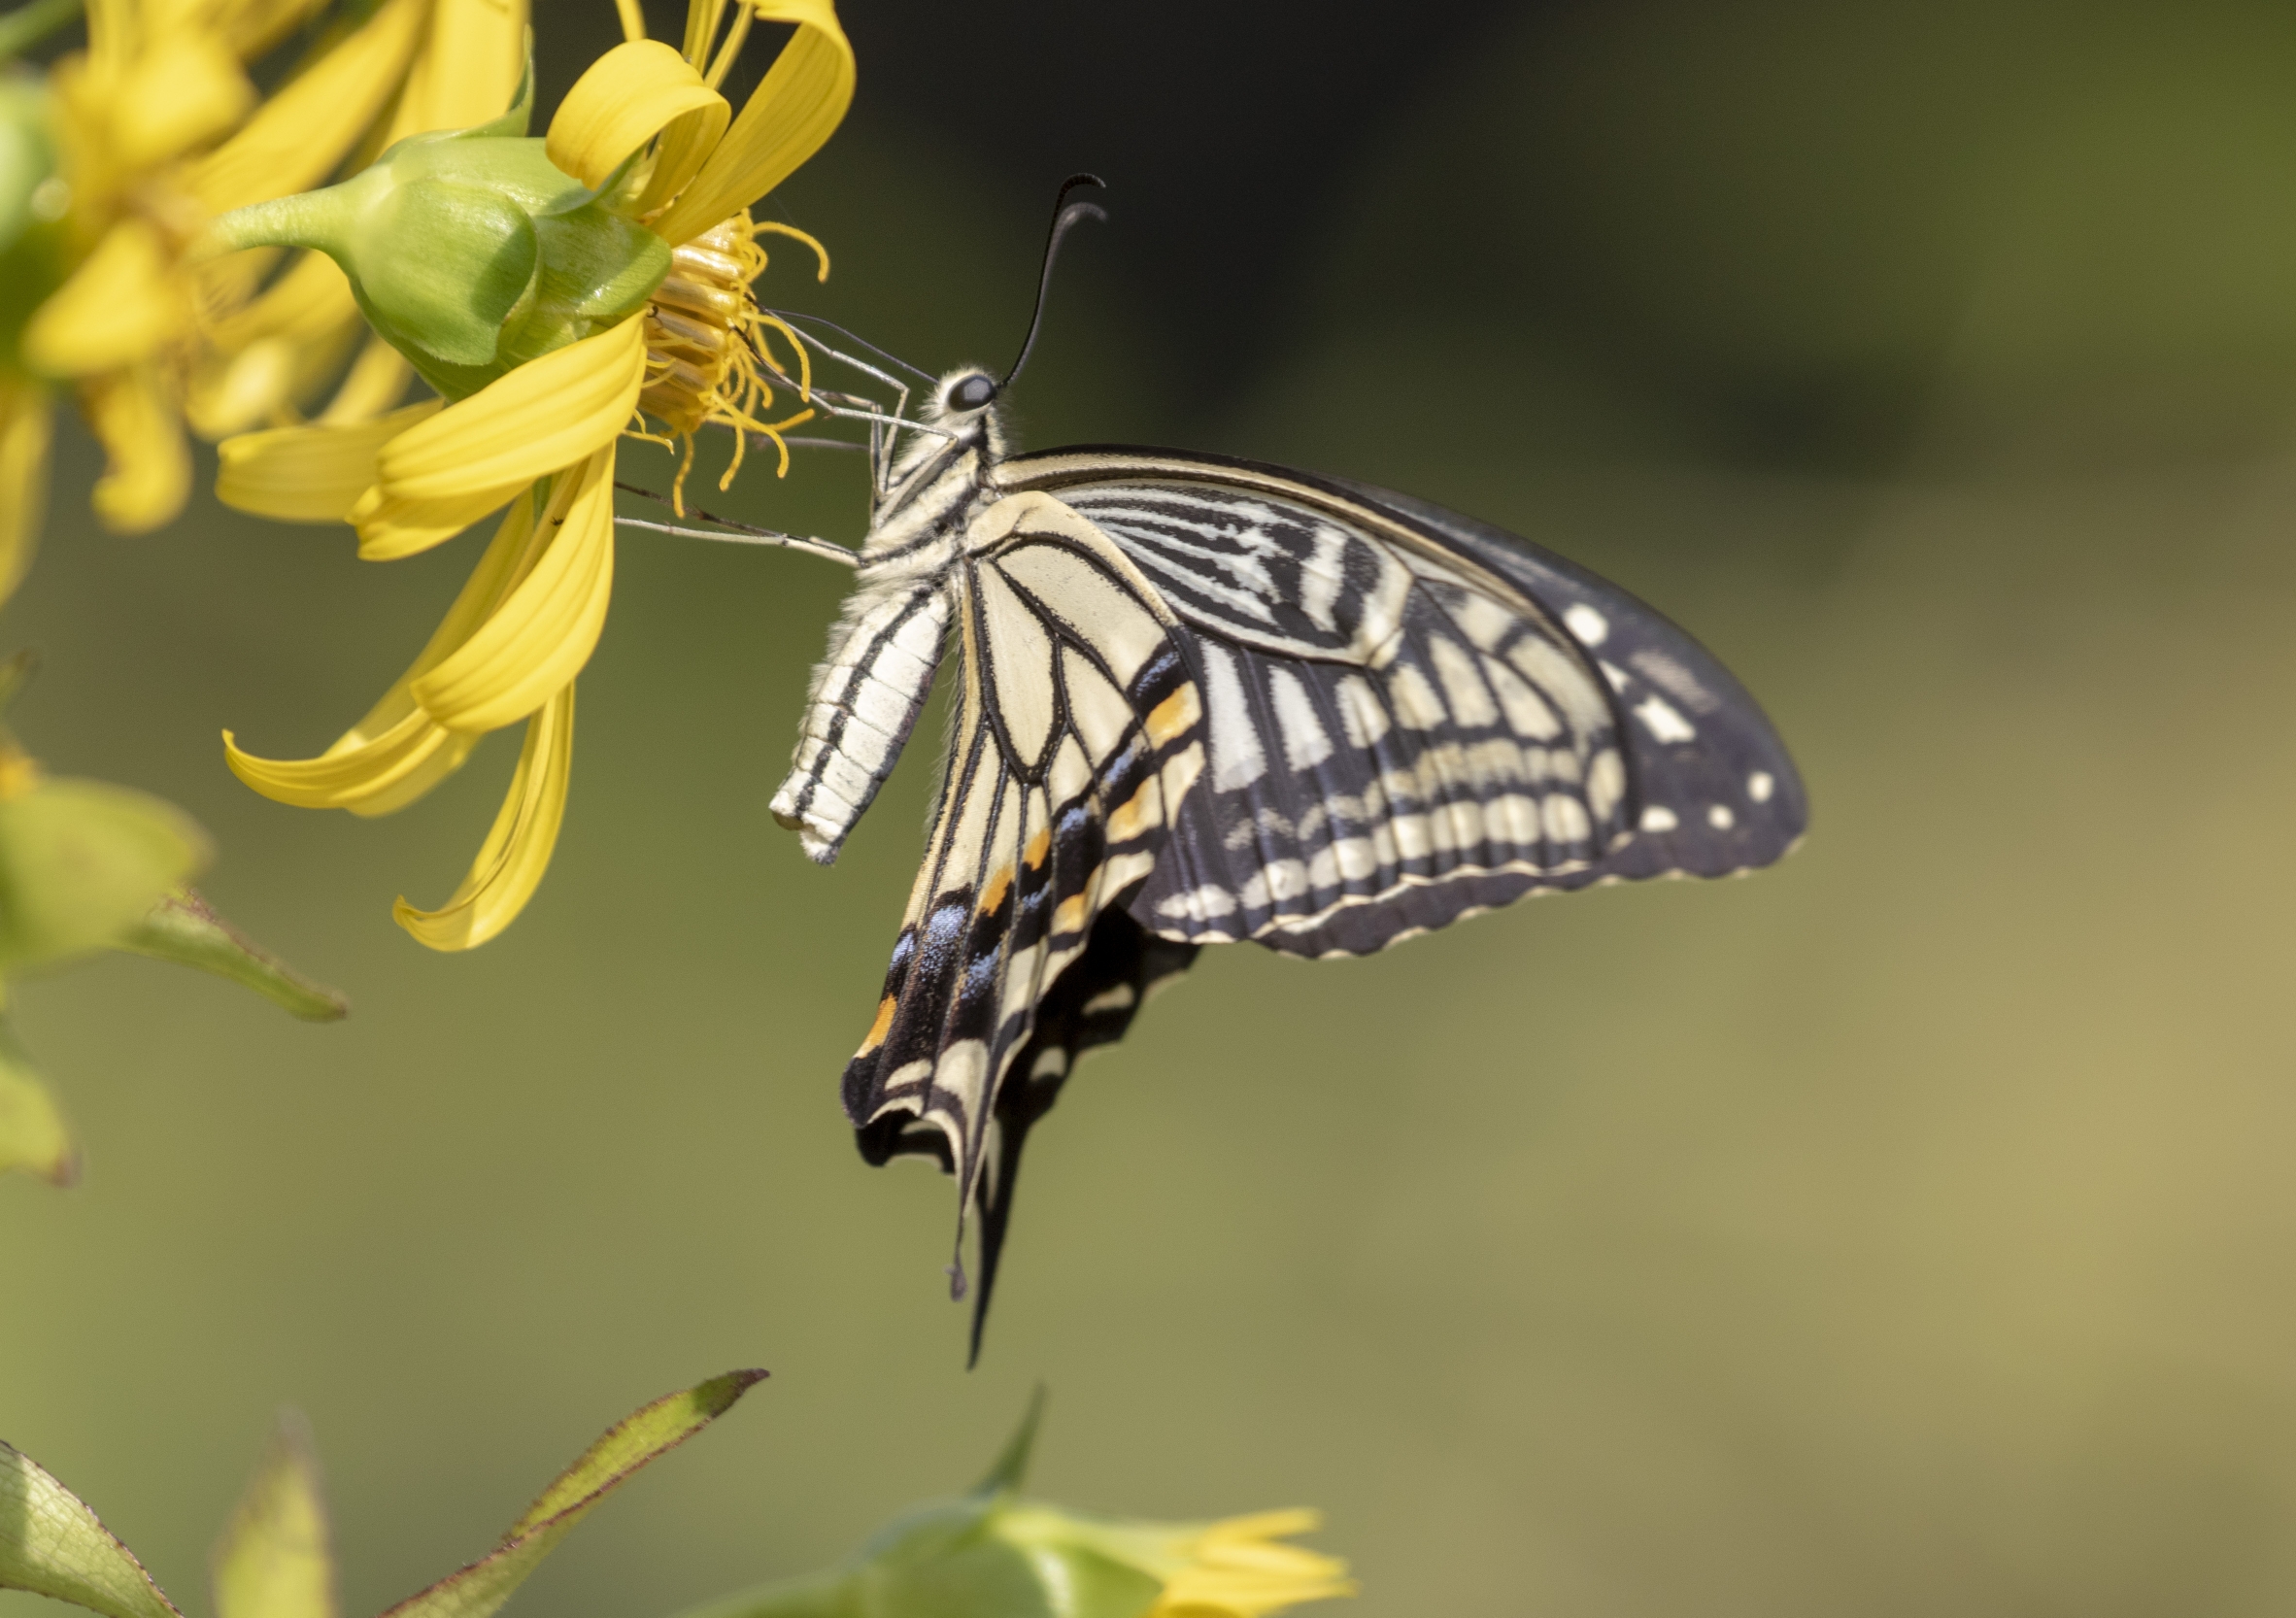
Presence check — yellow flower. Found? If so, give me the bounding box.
[0,0,529,600]
[209,0,852,949]
[669,1397,1355,1618]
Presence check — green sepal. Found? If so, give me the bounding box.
[0,1440,182,1618]
[0,1011,76,1185]
[204,112,669,399]
[0,776,211,975]
[117,891,349,1022]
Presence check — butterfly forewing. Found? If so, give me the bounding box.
[989,452,1804,958]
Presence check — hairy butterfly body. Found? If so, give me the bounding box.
[763,359,1807,1361]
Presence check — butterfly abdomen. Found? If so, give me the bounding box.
[770,577,952,862]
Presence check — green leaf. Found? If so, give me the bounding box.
[0,778,211,974]
[118,892,348,1022]
[212,1415,337,1618]
[0,1442,184,1618]
[972,1389,1046,1498]
[378,1371,767,1618]
[0,1012,74,1184]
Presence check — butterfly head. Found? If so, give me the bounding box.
[924,366,1008,454]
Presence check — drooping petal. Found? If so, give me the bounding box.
[83,367,189,533]
[224,490,541,810]
[648,0,853,247]
[371,317,644,502]
[350,482,531,561]
[391,0,529,140]
[0,383,52,608]
[410,447,615,732]
[21,220,189,378]
[216,399,443,522]
[203,250,358,354]
[545,40,727,207]
[392,681,574,951]
[191,0,427,217]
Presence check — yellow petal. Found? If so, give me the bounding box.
[225,489,543,808]
[410,447,615,731]
[186,337,301,438]
[110,30,256,171]
[84,366,189,532]
[211,0,332,59]
[372,316,644,501]
[350,478,528,560]
[224,706,460,808]
[206,252,357,354]
[546,40,728,208]
[21,220,189,378]
[0,383,52,608]
[320,336,416,424]
[614,0,646,41]
[650,0,853,246]
[394,681,575,951]
[217,399,444,522]
[191,0,427,216]
[391,0,529,139]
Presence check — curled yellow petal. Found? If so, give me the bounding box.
[546,40,727,206]
[393,681,574,951]
[192,0,427,216]
[350,479,528,560]
[0,383,52,608]
[410,447,615,731]
[21,220,189,378]
[225,707,462,808]
[84,367,189,532]
[649,0,854,246]
[225,489,542,809]
[374,317,645,501]
[217,399,443,522]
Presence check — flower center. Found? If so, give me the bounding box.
[636,211,823,511]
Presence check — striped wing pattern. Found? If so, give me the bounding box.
[841,492,1206,1348]
[993,455,1806,958]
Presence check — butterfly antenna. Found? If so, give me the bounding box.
[1001,173,1108,390]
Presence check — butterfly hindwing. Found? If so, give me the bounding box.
[992,450,1806,957]
[841,491,1206,1341]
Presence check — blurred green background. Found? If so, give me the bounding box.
[13,0,2296,1613]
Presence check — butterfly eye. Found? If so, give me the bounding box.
[949,374,997,411]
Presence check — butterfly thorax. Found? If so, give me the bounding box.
[770,374,1010,862]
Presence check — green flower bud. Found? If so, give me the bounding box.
[202,76,668,400]
[673,1396,1351,1618]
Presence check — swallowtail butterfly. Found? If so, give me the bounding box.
[755,187,1806,1359]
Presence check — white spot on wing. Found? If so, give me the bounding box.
[1080,984,1137,1016]
[1429,635,1501,727]
[1748,770,1775,803]
[1587,750,1626,819]
[1563,604,1609,646]
[1635,695,1697,744]
[1707,803,1735,829]
[1267,667,1334,769]
[1199,642,1267,790]
[1334,675,1391,749]
[1482,657,1561,740]
[1457,593,1517,652]
[1640,805,1679,832]
[1388,664,1447,730]
[1542,795,1592,843]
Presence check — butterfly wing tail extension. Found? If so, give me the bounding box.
[966,909,1199,1365]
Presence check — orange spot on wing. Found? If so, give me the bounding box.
[1052,893,1089,937]
[1024,826,1052,868]
[857,994,896,1056]
[1145,683,1201,747]
[1107,778,1163,842]
[978,860,1016,915]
